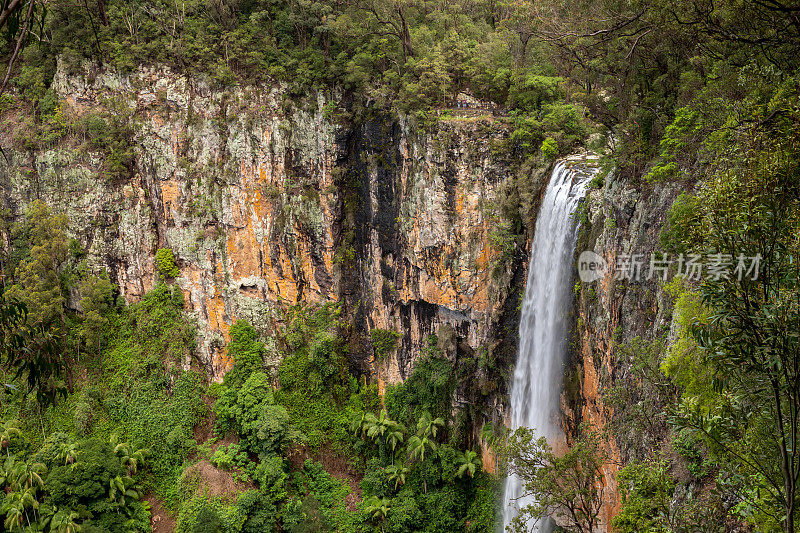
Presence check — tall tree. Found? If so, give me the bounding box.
[502,427,607,533]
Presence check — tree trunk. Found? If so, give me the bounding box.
[397,7,413,59]
[97,0,109,25]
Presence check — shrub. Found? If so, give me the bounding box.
[384,336,454,427]
[213,373,302,457]
[371,328,400,359]
[155,248,180,279]
[612,459,674,532]
[223,320,266,388]
[540,137,558,160]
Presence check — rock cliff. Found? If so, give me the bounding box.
[0,60,536,399]
[1,60,683,528]
[570,170,684,528]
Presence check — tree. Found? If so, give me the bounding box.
[50,509,82,533]
[363,495,391,533]
[78,272,116,355]
[6,200,69,329]
[456,450,482,479]
[364,410,406,462]
[110,435,149,475]
[12,460,46,492]
[415,412,444,441]
[384,464,408,490]
[58,441,79,466]
[352,0,415,60]
[222,320,266,389]
[612,459,674,532]
[502,427,607,533]
[0,297,67,404]
[108,474,139,506]
[498,0,537,65]
[667,114,800,532]
[2,492,26,531]
[406,412,443,494]
[385,423,406,463]
[1,201,73,403]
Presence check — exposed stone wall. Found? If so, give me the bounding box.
[569,172,684,529]
[0,60,536,395]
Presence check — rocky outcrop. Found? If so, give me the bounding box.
[0,60,537,393]
[569,170,683,529]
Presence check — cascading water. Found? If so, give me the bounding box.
[501,160,597,531]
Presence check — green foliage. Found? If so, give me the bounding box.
[603,337,676,458]
[275,303,353,449]
[508,75,563,113]
[214,372,301,457]
[465,473,499,533]
[502,426,607,533]
[78,271,117,355]
[223,320,266,388]
[155,248,180,279]
[658,194,703,255]
[0,296,66,406]
[295,460,357,532]
[236,489,280,532]
[644,107,703,183]
[659,77,800,531]
[370,328,400,359]
[6,200,69,329]
[587,173,604,190]
[76,105,136,180]
[659,278,716,410]
[540,137,558,160]
[0,433,151,532]
[176,496,227,533]
[671,430,711,479]
[384,337,454,427]
[612,459,674,532]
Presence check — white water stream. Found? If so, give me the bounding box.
[501,161,597,531]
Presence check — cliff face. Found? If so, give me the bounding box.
[0,60,534,394]
[570,172,683,529]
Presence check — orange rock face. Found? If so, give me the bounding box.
[570,182,684,530]
[13,61,527,389]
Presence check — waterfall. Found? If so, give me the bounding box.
[501,161,596,531]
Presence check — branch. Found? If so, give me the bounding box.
[0,0,35,98]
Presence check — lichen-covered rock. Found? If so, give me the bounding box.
[0,60,537,392]
[570,170,684,529]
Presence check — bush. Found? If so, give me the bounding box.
[540,137,558,160]
[612,459,674,533]
[155,248,180,279]
[371,328,400,359]
[223,320,266,388]
[384,337,454,427]
[213,373,302,457]
[176,497,227,533]
[274,303,354,449]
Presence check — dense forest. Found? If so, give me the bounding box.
[0,0,797,531]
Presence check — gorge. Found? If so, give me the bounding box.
[0,1,797,531]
